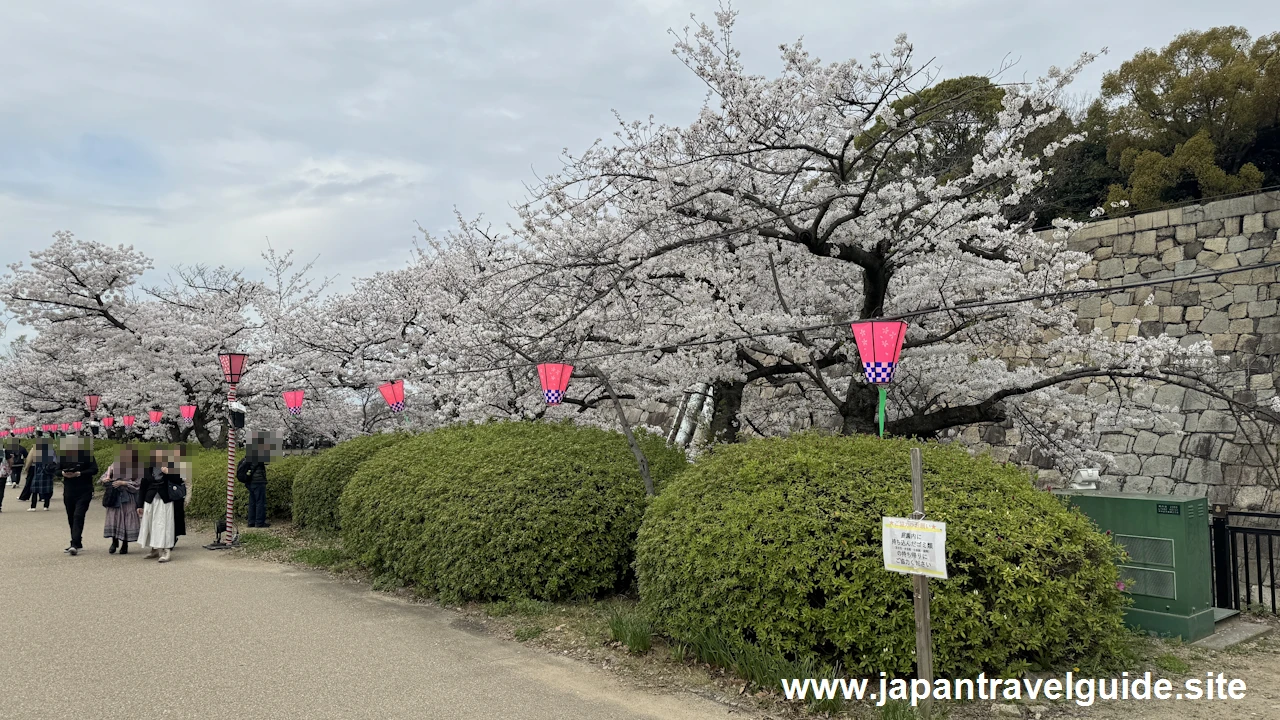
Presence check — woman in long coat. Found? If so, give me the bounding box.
[101,445,143,554]
[22,439,57,511]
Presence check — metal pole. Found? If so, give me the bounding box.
[223,383,238,544]
[1211,504,1233,609]
[910,447,934,719]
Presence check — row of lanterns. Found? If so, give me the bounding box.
[2,320,908,438]
[532,321,907,436]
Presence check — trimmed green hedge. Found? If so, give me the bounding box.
[292,433,413,534]
[635,434,1131,678]
[187,450,318,521]
[339,421,688,603]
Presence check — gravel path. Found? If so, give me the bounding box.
[0,493,745,720]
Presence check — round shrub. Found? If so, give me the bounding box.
[187,449,318,521]
[339,421,688,603]
[635,434,1129,678]
[292,433,412,533]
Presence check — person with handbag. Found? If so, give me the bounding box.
[3,439,28,512]
[137,448,183,563]
[21,439,58,511]
[58,437,100,556]
[101,445,143,555]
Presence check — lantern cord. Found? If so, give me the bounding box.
[422,259,1280,378]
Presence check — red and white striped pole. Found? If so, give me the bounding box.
[223,382,238,544]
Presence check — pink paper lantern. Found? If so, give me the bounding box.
[218,352,248,384]
[537,363,574,405]
[282,389,305,416]
[72,421,83,431]
[180,405,196,423]
[103,417,115,429]
[149,410,163,426]
[6,416,14,427]
[378,380,405,412]
[122,415,135,428]
[849,320,908,384]
[85,394,101,412]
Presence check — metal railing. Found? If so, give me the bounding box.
[1211,509,1280,614]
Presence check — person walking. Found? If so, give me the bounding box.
[2,439,28,514]
[21,439,58,511]
[59,437,100,556]
[137,449,182,563]
[236,437,270,528]
[101,445,143,555]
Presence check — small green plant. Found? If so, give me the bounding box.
[608,610,653,654]
[239,532,284,552]
[514,625,545,642]
[669,641,691,662]
[485,597,551,617]
[1154,653,1190,674]
[371,574,401,592]
[292,547,344,567]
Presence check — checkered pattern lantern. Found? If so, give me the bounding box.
[7,416,15,427]
[378,380,405,413]
[103,417,115,429]
[72,421,82,431]
[85,395,100,413]
[122,415,135,428]
[149,410,163,426]
[537,363,573,405]
[282,389,305,416]
[180,405,196,424]
[849,320,909,438]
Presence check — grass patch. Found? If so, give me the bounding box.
[514,625,545,642]
[1154,653,1191,674]
[292,547,345,567]
[608,610,653,655]
[239,532,284,553]
[878,700,949,719]
[485,597,551,618]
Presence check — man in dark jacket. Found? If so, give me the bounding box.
[236,435,269,528]
[59,438,100,555]
[2,439,28,512]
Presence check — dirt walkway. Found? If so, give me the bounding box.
[0,495,748,720]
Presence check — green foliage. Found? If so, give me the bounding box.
[1155,653,1191,674]
[239,532,284,552]
[485,598,552,618]
[1103,26,1280,203]
[291,433,412,533]
[292,547,345,567]
[608,609,653,654]
[339,420,688,603]
[514,625,545,642]
[186,450,317,521]
[635,434,1132,678]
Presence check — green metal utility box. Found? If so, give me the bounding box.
[1054,490,1213,642]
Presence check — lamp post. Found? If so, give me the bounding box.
[215,352,248,547]
[85,394,100,454]
[849,320,909,438]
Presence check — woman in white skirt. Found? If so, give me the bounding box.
[136,450,183,562]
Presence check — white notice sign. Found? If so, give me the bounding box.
[882,516,948,579]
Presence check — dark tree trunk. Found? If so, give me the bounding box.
[709,379,745,444]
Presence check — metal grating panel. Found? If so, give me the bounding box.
[1116,534,1175,567]
[1122,565,1178,599]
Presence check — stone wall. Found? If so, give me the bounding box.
[955,191,1280,510]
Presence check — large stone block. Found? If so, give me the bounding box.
[1198,310,1230,333]
[1150,477,1176,494]
[1154,434,1183,456]
[1197,220,1225,237]
[1266,210,1280,229]
[1244,213,1266,234]
[1185,458,1224,485]
[1234,485,1270,510]
[1110,454,1142,475]
[1141,455,1174,477]
[1173,482,1210,498]
[1123,476,1154,493]
[1099,433,1132,453]
[1098,258,1125,279]
[1204,237,1228,253]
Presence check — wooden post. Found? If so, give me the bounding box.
[910,447,934,719]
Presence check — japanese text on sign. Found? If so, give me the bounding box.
[882,517,948,579]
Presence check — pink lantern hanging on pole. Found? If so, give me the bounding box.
[180,405,196,424]
[537,363,574,405]
[378,380,405,412]
[122,415,135,428]
[6,416,14,428]
[103,417,115,429]
[73,421,82,432]
[149,410,163,427]
[59,423,69,432]
[282,389,305,416]
[849,320,909,438]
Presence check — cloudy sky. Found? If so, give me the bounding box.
[0,0,1269,306]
